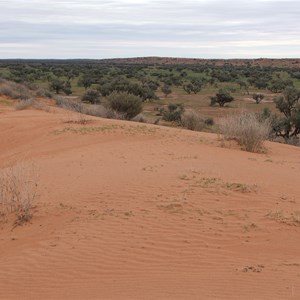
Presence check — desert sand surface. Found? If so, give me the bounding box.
[1,103,300,299]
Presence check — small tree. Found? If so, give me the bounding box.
[162,84,172,97]
[272,87,300,140]
[49,78,65,94]
[106,91,143,120]
[210,89,234,107]
[82,89,101,104]
[269,79,294,93]
[252,93,265,104]
[183,80,203,94]
[63,81,72,95]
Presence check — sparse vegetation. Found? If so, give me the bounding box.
[0,80,31,100]
[0,163,38,225]
[1,59,300,146]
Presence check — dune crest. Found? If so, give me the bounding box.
[0,105,300,299]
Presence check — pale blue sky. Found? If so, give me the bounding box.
[0,0,299,58]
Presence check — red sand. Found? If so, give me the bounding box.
[1,104,300,299]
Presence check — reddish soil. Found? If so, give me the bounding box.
[0,103,300,299]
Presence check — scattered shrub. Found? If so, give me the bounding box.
[181,110,205,131]
[220,111,270,152]
[54,96,84,113]
[272,87,300,140]
[161,84,172,97]
[82,89,101,104]
[83,104,124,119]
[162,103,184,122]
[106,91,143,120]
[0,80,31,100]
[252,93,265,104]
[210,89,234,107]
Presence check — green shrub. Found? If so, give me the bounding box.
[162,103,184,122]
[272,87,300,140]
[210,89,234,107]
[106,91,143,120]
[82,89,101,104]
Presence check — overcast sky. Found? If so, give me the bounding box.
[0,0,299,59]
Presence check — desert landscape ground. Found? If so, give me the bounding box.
[0,97,300,299]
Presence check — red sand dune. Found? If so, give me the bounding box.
[0,104,300,299]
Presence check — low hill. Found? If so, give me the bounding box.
[0,102,300,299]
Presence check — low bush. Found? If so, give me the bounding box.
[83,104,124,119]
[181,110,205,131]
[219,111,270,152]
[82,89,101,104]
[54,96,84,113]
[210,89,234,107]
[0,80,31,100]
[162,103,184,122]
[106,91,143,120]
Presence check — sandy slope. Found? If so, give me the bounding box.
[0,105,300,299]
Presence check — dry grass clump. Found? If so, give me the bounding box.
[15,98,35,110]
[36,88,53,98]
[219,111,270,152]
[0,80,31,100]
[55,96,84,112]
[55,96,91,124]
[83,104,125,120]
[0,163,38,225]
[15,98,50,112]
[181,110,205,131]
[131,114,148,123]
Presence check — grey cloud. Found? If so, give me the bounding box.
[0,0,299,58]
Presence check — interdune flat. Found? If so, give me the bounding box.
[1,105,300,299]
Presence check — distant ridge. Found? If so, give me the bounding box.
[1,57,300,68]
[100,56,300,68]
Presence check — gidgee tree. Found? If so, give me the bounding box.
[272,87,300,140]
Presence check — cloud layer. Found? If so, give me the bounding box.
[1,0,299,58]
